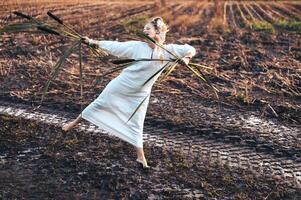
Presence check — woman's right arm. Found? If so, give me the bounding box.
[85,37,137,58]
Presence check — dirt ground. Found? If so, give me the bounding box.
[1,115,300,199]
[0,0,300,199]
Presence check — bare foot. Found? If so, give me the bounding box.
[62,121,77,132]
[136,157,150,168]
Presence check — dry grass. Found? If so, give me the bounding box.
[0,0,300,122]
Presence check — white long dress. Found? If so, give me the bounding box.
[81,40,196,148]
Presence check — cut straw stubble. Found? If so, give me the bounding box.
[1,11,218,124]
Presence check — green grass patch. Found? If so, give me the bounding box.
[250,19,301,34]
[273,19,301,33]
[249,20,275,33]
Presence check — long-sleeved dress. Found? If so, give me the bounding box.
[81,40,196,148]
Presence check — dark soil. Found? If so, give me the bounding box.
[1,115,300,199]
[0,1,301,199]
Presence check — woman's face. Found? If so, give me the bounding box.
[143,22,157,39]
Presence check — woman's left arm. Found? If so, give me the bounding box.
[164,43,197,61]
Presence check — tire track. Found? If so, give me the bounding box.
[0,102,300,189]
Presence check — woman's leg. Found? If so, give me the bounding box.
[62,114,82,131]
[136,147,149,168]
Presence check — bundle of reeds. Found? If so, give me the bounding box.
[1,11,219,122]
[121,32,219,122]
[0,11,108,112]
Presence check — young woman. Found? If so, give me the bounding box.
[62,17,196,169]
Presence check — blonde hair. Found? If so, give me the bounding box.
[149,17,169,43]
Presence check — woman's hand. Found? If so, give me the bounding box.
[82,36,91,45]
[180,57,190,65]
